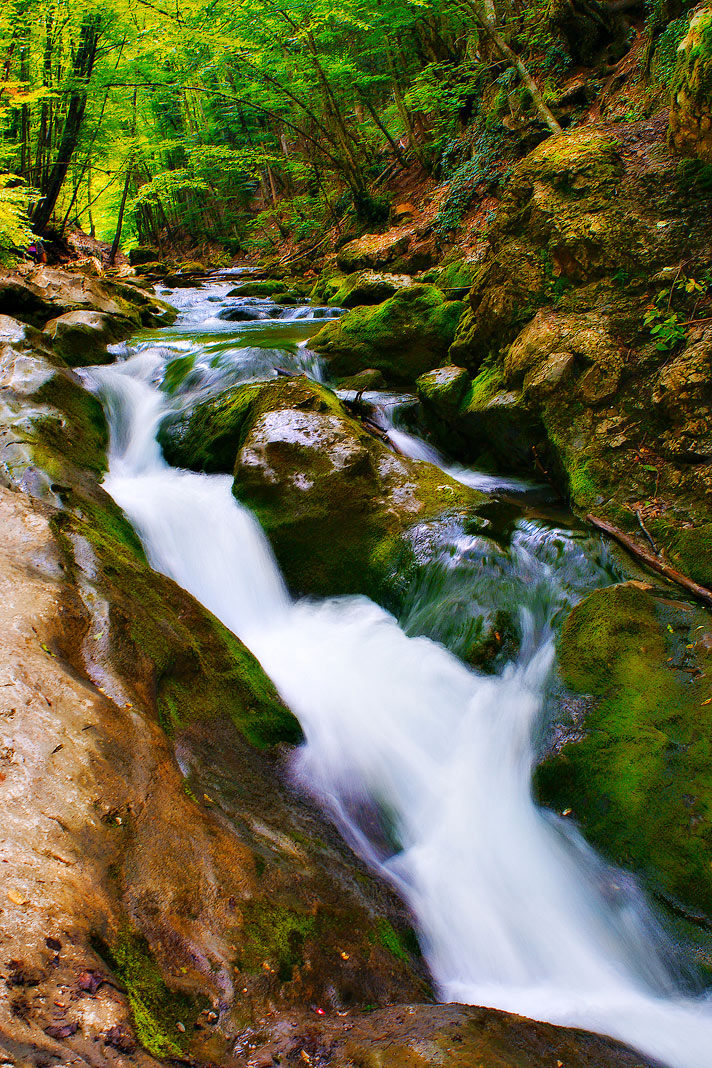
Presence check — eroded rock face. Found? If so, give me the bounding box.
[309,284,465,386]
[0,313,434,1067]
[0,264,176,336]
[434,118,712,588]
[536,582,712,932]
[669,3,712,165]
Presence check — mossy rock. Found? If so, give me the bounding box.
[416,366,471,416]
[43,309,133,366]
[158,376,484,601]
[417,361,544,469]
[309,285,465,387]
[337,368,388,391]
[228,280,289,298]
[158,383,264,472]
[536,582,712,918]
[128,246,160,266]
[98,926,207,1059]
[309,265,346,304]
[230,377,483,599]
[328,270,413,308]
[52,486,302,749]
[134,261,169,277]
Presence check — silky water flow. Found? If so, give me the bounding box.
[86,282,712,1068]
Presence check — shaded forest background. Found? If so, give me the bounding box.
[0,0,706,263]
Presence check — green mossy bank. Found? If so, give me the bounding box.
[536,583,712,925]
[308,284,465,386]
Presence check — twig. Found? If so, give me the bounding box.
[634,508,659,556]
[676,315,712,327]
[666,261,686,315]
[586,513,712,609]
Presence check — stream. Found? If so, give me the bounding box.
[86,281,712,1068]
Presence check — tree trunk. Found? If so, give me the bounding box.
[32,13,102,233]
[465,1,563,135]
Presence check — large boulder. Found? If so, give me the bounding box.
[536,582,712,925]
[336,228,437,274]
[309,284,465,386]
[328,269,413,307]
[669,3,712,165]
[159,377,482,598]
[128,244,161,265]
[0,264,176,330]
[44,309,132,365]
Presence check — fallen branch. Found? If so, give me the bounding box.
[586,513,712,609]
[462,2,563,136]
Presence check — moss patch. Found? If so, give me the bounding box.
[309,285,464,386]
[101,926,206,1059]
[239,901,316,981]
[536,583,712,917]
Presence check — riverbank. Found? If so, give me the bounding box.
[0,266,668,1067]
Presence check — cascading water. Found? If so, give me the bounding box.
[86,285,712,1068]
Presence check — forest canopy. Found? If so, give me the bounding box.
[0,0,704,261]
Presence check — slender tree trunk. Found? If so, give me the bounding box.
[32,13,102,233]
[464,1,563,135]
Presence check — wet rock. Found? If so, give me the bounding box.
[536,582,712,923]
[241,1003,658,1068]
[217,305,265,322]
[44,310,132,365]
[0,347,432,1066]
[328,269,413,308]
[309,284,465,387]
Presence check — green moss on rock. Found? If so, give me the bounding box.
[228,280,289,298]
[309,285,464,387]
[240,901,316,981]
[536,582,712,917]
[102,925,207,1059]
[225,377,483,599]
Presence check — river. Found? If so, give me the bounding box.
[85,281,712,1068]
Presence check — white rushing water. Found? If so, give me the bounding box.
[87,289,712,1068]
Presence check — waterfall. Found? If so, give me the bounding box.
[86,286,712,1068]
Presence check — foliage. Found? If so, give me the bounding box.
[0,176,34,263]
[643,272,711,350]
[433,120,510,237]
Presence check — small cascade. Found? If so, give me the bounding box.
[86,283,712,1068]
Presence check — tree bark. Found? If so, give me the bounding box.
[465,1,563,135]
[32,13,102,233]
